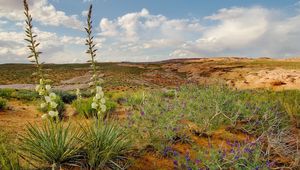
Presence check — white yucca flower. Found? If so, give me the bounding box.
[100,104,106,112]
[88,82,94,86]
[41,114,48,120]
[95,93,101,99]
[45,85,51,90]
[35,85,40,92]
[48,111,58,117]
[39,79,44,84]
[100,98,105,104]
[91,102,98,109]
[45,96,51,103]
[49,93,56,100]
[50,101,58,109]
[40,103,47,109]
[96,86,102,92]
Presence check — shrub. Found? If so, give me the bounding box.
[72,98,97,118]
[80,121,132,169]
[0,89,14,99]
[173,142,270,169]
[73,98,116,119]
[0,97,7,111]
[19,122,83,169]
[126,90,188,153]
[0,89,39,101]
[0,133,21,170]
[11,89,39,101]
[54,90,77,104]
[105,100,117,114]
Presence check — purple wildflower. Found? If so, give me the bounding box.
[173,160,178,167]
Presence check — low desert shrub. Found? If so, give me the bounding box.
[72,98,97,118]
[0,89,38,101]
[11,89,39,101]
[80,121,132,169]
[126,90,189,153]
[72,98,116,119]
[0,97,7,110]
[54,90,77,104]
[173,142,270,169]
[0,89,14,99]
[19,122,83,169]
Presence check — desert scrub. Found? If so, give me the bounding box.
[72,98,97,118]
[0,97,7,111]
[126,90,190,153]
[126,86,293,154]
[80,121,132,169]
[54,90,77,104]
[23,0,60,120]
[0,132,21,170]
[278,90,300,127]
[173,142,270,169]
[84,4,106,119]
[0,89,14,99]
[72,97,116,119]
[0,89,38,101]
[19,122,83,169]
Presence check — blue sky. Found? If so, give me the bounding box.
[0,0,300,63]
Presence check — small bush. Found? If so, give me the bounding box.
[72,98,96,118]
[54,90,77,104]
[173,142,270,169]
[72,98,117,119]
[19,122,83,169]
[0,97,7,111]
[11,89,39,101]
[0,89,14,99]
[0,89,39,101]
[80,121,132,169]
[105,100,117,113]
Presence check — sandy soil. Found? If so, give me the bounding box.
[234,69,300,90]
[0,100,42,133]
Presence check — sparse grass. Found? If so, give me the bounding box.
[0,97,7,110]
[125,85,296,159]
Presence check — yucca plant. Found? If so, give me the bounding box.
[84,4,107,119]
[19,122,83,170]
[23,0,61,120]
[80,121,132,169]
[0,133,21,170]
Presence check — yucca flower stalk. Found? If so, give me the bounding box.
[23,0,59,120]
[85,4,106,119]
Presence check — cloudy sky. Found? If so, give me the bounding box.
[0,0,300,63]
